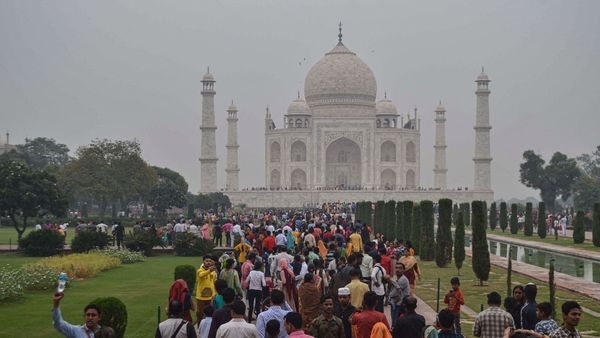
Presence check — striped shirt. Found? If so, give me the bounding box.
[473,306,515,338]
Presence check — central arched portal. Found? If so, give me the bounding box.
[326,137,361,188]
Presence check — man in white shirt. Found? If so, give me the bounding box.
[275,230,287,247]
[216,300,259,338]
[97,221,108,233]
[371,253,386,313]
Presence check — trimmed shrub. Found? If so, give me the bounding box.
[71,230,111,253]
[452,204,459,226]
[18,229,64,257]
[395,201,404,242]
[489,202,497,231]
[403,201,413,244]
[92,249,145,264]
[124,230,163,256]
[454,211,465,274]
[524,202,533,236]
[471,201,490,285]
[462,203,471,227]
[593,202,600,247]
[90,297,128,338]
[411,204,421,255]
[499,202,508,232]
[420,200,435,261]
[174,265,197,292]
[364,201,373,226]
[435,198,453,267]
[384,200,396,241]
[28,253,120,279]
[510,203,519,234]
[573,211,585,244]
[374,201,385,235]
[173,233,215,257]
[538,202,547,239]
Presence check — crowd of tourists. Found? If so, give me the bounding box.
[50,202,585,338]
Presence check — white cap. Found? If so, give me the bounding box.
[338,287,351,296]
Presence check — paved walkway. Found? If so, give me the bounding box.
[465,248,600,302]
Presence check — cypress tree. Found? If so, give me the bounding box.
[454,211,465,275]
[375,200,385,236]
[593,202,600,247]
[573,210,585,244]
[549,258,556,319]
[461,203,471,227]
[365,201,373,226]
[500,202,508,232]
[510,203,519,234]
[453,204,459,225]
[538,202,546,239]
[420,200,435,261]
[403,201,413,244]
[489,202,497,231]
[524,202,533,236]
[436,198,453,267]
[355,202,362,225]
[412,204,421,255]
[471,201,490,286]
[384,200,396,241]
[396,201,405,241]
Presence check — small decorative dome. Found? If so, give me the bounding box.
[435,100,445,112]
[227,100,237,112]
[202,67,215,82]
[376,95,398,116]
[476,67,489,82]
[286,94,311,115]
[304,42,377,110]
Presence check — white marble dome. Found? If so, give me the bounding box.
[376,96,398,116]
[287,97,311,115]
[304,42,377,110]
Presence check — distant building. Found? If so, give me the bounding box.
[0,133,17,155]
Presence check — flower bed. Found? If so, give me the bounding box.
[27,253,121,279]
[91,249,145,264]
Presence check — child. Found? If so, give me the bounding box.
[443,277,465,334]
[212,279,228,310]
[198,305,213,338]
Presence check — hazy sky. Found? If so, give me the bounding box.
[1,1,599,200]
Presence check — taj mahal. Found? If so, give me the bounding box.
[198,26,494,208]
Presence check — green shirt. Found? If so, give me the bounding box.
[310,314,344,338]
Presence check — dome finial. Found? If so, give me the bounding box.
[297,90,301,99]
[384,91,387,99]
[338,21,343,43]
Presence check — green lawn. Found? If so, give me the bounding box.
[0,254,201,338]
[0,226,134,246]
[485,230,600,254]
[416,260,600,336]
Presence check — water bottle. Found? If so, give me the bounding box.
[57,272,68,293]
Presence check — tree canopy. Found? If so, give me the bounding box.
[0,161,68,240]
[574,145,600,210]
[520,150,580,210]
[16,137,71,170]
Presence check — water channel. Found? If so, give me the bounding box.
[465,236,600,283]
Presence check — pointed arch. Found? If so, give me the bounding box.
[291,140,306,162]
[406,169,416,189]
[381,169,396,189]
[270,142,281,162]
[270,169,281,188]
[291,168,307,189]
[406,141,416,163]
[380,141,396,162]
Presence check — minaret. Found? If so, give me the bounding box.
[199,67,218,192]
[473,67,492,191]
[433,101,447,189]
[264,106,273,131]
[225,101,239,191]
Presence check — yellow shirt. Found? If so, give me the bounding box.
[349,233,363,253]
[195,265,217,300]
[346,279,369,309]
[234,242,251,263]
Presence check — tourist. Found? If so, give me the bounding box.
[216,300,260,338]
[392,296,425,338]
[398,248,421,295]
[198,306,213,338]
[219,258,243,297]
[371,253,386,312]
[310,295,344,338]
[436,309,464,338]
[304,228,317,248]
[349,228,363,253]
[266,319,282,338]
[298,273,321,330]
[549,301,582,338]
[521,283,539,330]
[156,300,198,338]
[514,302,558,337]
[346,268,369,309]
[359,250,373,286]
[443,277,465,335]
[256,290,291,338]
[207,288,235,338]
[333,287,355,338]
[169,278,195,323]
[222,221,232,247]
[247,260,267,322]
[473,292,515,338]
[212,279,228,310]
[284,312,314,338]
[278,257,298,311]
[510,285,525,329]
[241,252,256,291]
[387,262,410,329]
[52,292,102,338]
[213,222,223,246]
[195,256,218,323]
[350,291,390,338]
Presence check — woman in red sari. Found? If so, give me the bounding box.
[278,257,297,311]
